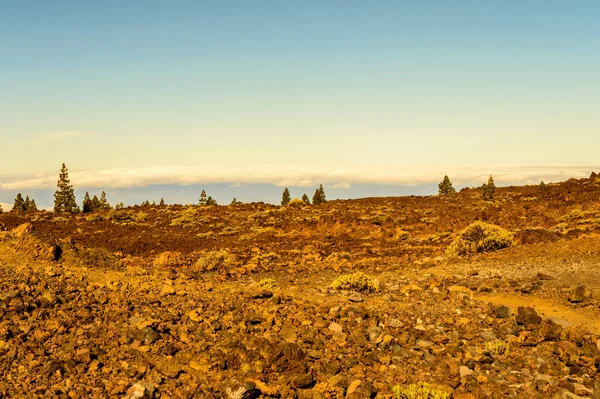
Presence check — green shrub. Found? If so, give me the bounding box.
[255,278,276,290]
[485,339,510,356]
[446,221,513,257]
[393,382,451,399]
[331,271,379,293]
[192,250,237,273]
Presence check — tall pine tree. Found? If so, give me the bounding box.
[82,192,92,213]
[281,188,291,206]
[100,191,111,210]
[13,193,25,212]
[482,175,496,200]
[312,184,326,205]
[438,175,456,195]
[302,193,310,205]
[54,163,79,213]
[199,190,207,206]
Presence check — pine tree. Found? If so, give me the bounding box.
[206,196,218,206]
[13,193,25,213]
[24,196,31,212]
[115,202,125,210]
[539,181,547,191]
[302,193,310,205]
[230,197,238,205]
[141,200,150,207]
[318,184,326,203]
[199,190,207,206]
[159,198,165,206]
[100,191,111,210]
[29,199,38,212]
[91,195,101,211]
[0,204,3,214]
[438,175,456,196]
[82,192,92,213]
[482,175,496,200]
[54,163,79,213]
[312,184,326,205]
[281,188,291,206]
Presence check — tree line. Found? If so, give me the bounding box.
[1,163,553,214]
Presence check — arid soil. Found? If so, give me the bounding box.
[1,176,600,398]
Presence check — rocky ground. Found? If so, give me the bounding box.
[1,176,600,398]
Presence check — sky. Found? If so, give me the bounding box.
[1,1,599,208]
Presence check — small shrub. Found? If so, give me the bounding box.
[393,382,451,399]
[331,271,379,293]
[485,340,510,356]
[192,250,237,274]
[288,198,305,207]
[170,207,198,228]
[255,278,276,290]
[446,221,514,257]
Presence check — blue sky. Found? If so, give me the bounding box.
[1,1,599,208]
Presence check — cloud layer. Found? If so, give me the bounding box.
[0,164,597,192]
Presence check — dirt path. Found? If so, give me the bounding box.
[477,292,600,334]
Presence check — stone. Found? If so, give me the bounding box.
[347,293,363,302]
[122,381,155,399]
[346,380,375,398]
[134,327,160,345]
[290,373,315,389]
[568,285,592,303]
[225,382,257,399]
[329,322,343,333]
[516,307,542,326]
[11,223,33,237]
[448,285,474,298]
[493,305,513,318]
[459,366,473,378]
[159,285,175,296]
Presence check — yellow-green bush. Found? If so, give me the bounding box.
[192,250,237,273]
[331,271,379,293]
[485,339,510,356]
[255,278,276,290]
[393,382,451,399]
[446,221,513,257]
[287,198,305,207]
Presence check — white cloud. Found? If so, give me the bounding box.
[331,182,352,189]
[228,182,247,188]
[0,202,11,212]
[24,131,96,144]
[0,164,597,191]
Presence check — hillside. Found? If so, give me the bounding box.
[1,175,600,398]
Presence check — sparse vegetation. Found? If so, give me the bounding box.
[446,221,514,257]
[331,271,379,292]
[392,382,451,399]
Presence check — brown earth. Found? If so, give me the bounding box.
[1,177,600,398]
